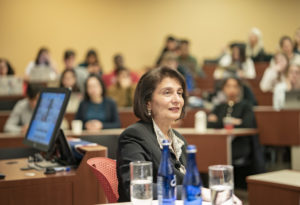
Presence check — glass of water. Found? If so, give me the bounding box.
[209,165,234,205]
[130,161,153,205]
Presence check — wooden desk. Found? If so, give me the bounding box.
[0,145,107,205]
[247,170,300,205]
[97,200,211,205]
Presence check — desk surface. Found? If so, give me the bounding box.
[97,200,211,205]
[247,170,300,190]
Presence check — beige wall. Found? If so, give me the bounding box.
[0,0,300,76]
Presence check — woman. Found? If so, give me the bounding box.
[117,67,241,203]
[207,76,265,188]
[260,52,289,92]
[79,49,103,76]
[273,64,300,110]
[59,69,80,92]
[108,68,136,107]
[216,43,256,79]
[0,58,15,76]
[25,47,58,77]
[246,27,266,62]
[155,35,178,66]
[75,74,120,130]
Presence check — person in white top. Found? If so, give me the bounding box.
[260,52,289,92]
[215,43,256,79]
[246,27,266,62]
[25,47,58,79]
[273,64,300,110]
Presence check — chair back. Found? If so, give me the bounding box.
[87,157,119,203]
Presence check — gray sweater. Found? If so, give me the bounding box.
[4,98,33,133]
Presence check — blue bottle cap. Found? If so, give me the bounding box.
[186,145,197,153]
[162,139,170,146]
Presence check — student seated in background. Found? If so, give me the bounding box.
[63,50,88,92]
[260,52,289,92]
[0,58,15,76]
[60,69,80,92]
[78,49,103,76]
[294,27,300,55]
[25,47,58,80]
[270,36,300,66]
[273,64,300,110]
[102,54,139,88]
[177,39,205,77]
[216,43,256,79]
[246,27,270,62]
[207,76,265,188]
[75,74,120,130]
[4,84,40,134]
[108,68,136,107]
[155,35,178,66]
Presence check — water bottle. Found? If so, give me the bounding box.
[183,145,202,205]
[157,139,176,205]
[195,110,207,133]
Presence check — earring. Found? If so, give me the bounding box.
[148,109,151,116]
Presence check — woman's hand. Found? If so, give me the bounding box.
[85,120,103,131]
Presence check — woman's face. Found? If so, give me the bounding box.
[62,71,76,88]
[87,55,97,65]
[249,33,258,48]
[223,78,241,101]
[288,65,300,89]
[0,61,8,76]
[148,77,184,123]
[39,51,49,64]
[275,54,288,72]
[281,39,293,55]
[295,29,300,45]
[87,77,103,100]
[232,46,240,61]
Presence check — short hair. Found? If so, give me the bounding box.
[280,36,293,48]
[84,74,106,101]
[133,67,187,122]
[26,84,40,99]
[64,50,75,60]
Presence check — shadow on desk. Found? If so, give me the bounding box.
[0,147,38,160]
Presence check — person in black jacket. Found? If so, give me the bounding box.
[117,67,242,204]
[207,76,265,188]
[75,74,120,130]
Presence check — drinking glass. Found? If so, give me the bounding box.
[130,161,153,205]
[223,117,234,132]
[209,165,234,205]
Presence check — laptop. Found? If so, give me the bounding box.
[0,76,23,95]
[29,65,57,82]
[284,90,300,109]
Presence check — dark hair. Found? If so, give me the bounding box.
[35,47,49,65]
[64,50,75,60]
[133,67,187,122]
[220,75,243,90]
[167,36,176,42]
[84,74,106,101]
[85,49,98,64]
[280,36,293,48]
[0,58,15,75]
[231,44,246,62]
[180,39,189,45]
[59,69,80,92]
[26,84,40,99]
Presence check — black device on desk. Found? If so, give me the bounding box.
[23,88,77,169]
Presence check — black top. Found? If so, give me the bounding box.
[117,120,188,202]
[207,100,256,129]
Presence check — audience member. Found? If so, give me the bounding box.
[273,36,300,65]
[79,49,103,75]
[59,69,80,92]
[102,54,139,88]
[246,27,269,62]
[207,76,265,188]
[25,47,58,79]
[294,27,300,55]
[0,58,15,76]
[4,84,40,133]
[177,39,205,77]
[75,74,120,130]
[273,64,300,110]
[216,43,256,79]
[63,50,88,92]
[155,35,178,66]
[260,52,289,92]
[108,68,136,107]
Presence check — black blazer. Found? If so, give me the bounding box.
[117,120,188,202]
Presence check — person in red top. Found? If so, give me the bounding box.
[102,54,139,88]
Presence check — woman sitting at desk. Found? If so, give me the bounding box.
[117,67,241,203]
[75,74,120,130]
[207,76,265,188]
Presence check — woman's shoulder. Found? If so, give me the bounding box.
[120,121,153,138]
